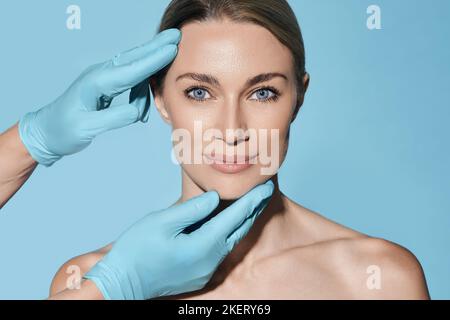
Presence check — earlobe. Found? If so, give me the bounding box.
[290,105,300,124]
[153,94,172,125]
[290,72,310,124]
[149,79,172,125]
[303,72,310,93]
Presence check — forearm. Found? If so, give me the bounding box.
[48,279,104,300]
[0,123,37,209]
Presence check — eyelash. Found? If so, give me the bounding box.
[183,86,281,104]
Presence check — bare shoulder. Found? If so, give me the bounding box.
[268,236,429,300]
[49,244,111,297]
[273,196,430,299]
[340,236,430,299]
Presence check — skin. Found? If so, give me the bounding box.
[0,123,37,209]
[49,19,430,299]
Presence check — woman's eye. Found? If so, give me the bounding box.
[185,87,211,101]
[249,88,280,103]
[184,86,280,103]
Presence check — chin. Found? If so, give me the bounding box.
[183,163,274,200]
[214,186,252,200]
[204,171,271,201]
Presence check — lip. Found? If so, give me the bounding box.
[203,152,258,174]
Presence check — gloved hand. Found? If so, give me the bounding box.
[83,179,275,300]
[18,28,181,167]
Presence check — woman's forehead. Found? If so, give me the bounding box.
[169,20,294,77]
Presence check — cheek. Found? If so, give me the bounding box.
[165,93,214,130]
[246,105,292,142]
[169,108,214,166]
[275,116,293,165]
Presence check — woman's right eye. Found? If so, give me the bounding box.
[184,87,211,102]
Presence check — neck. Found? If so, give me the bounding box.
[175,170,293,287]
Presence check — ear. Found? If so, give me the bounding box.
[291,72,310,124]
[149,78,172,125]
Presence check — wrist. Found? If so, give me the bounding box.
[2,123,37,167]
[18,111,61,167]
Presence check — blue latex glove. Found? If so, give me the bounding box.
[83,180,275,300]
[18,28,181,167]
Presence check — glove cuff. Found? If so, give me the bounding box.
[83,260,143,300]
[18,111,61,167]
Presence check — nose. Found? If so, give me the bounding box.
[216,98,249,146]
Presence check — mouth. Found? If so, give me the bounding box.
[203,152,258,174]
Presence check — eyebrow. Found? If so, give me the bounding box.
[175,72,288,88]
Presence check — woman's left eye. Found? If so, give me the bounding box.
[249,88,280,103]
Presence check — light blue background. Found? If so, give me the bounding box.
[0,0,448,299]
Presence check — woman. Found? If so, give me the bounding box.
[50,0,429,299]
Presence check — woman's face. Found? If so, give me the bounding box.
[153,19,307,199]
